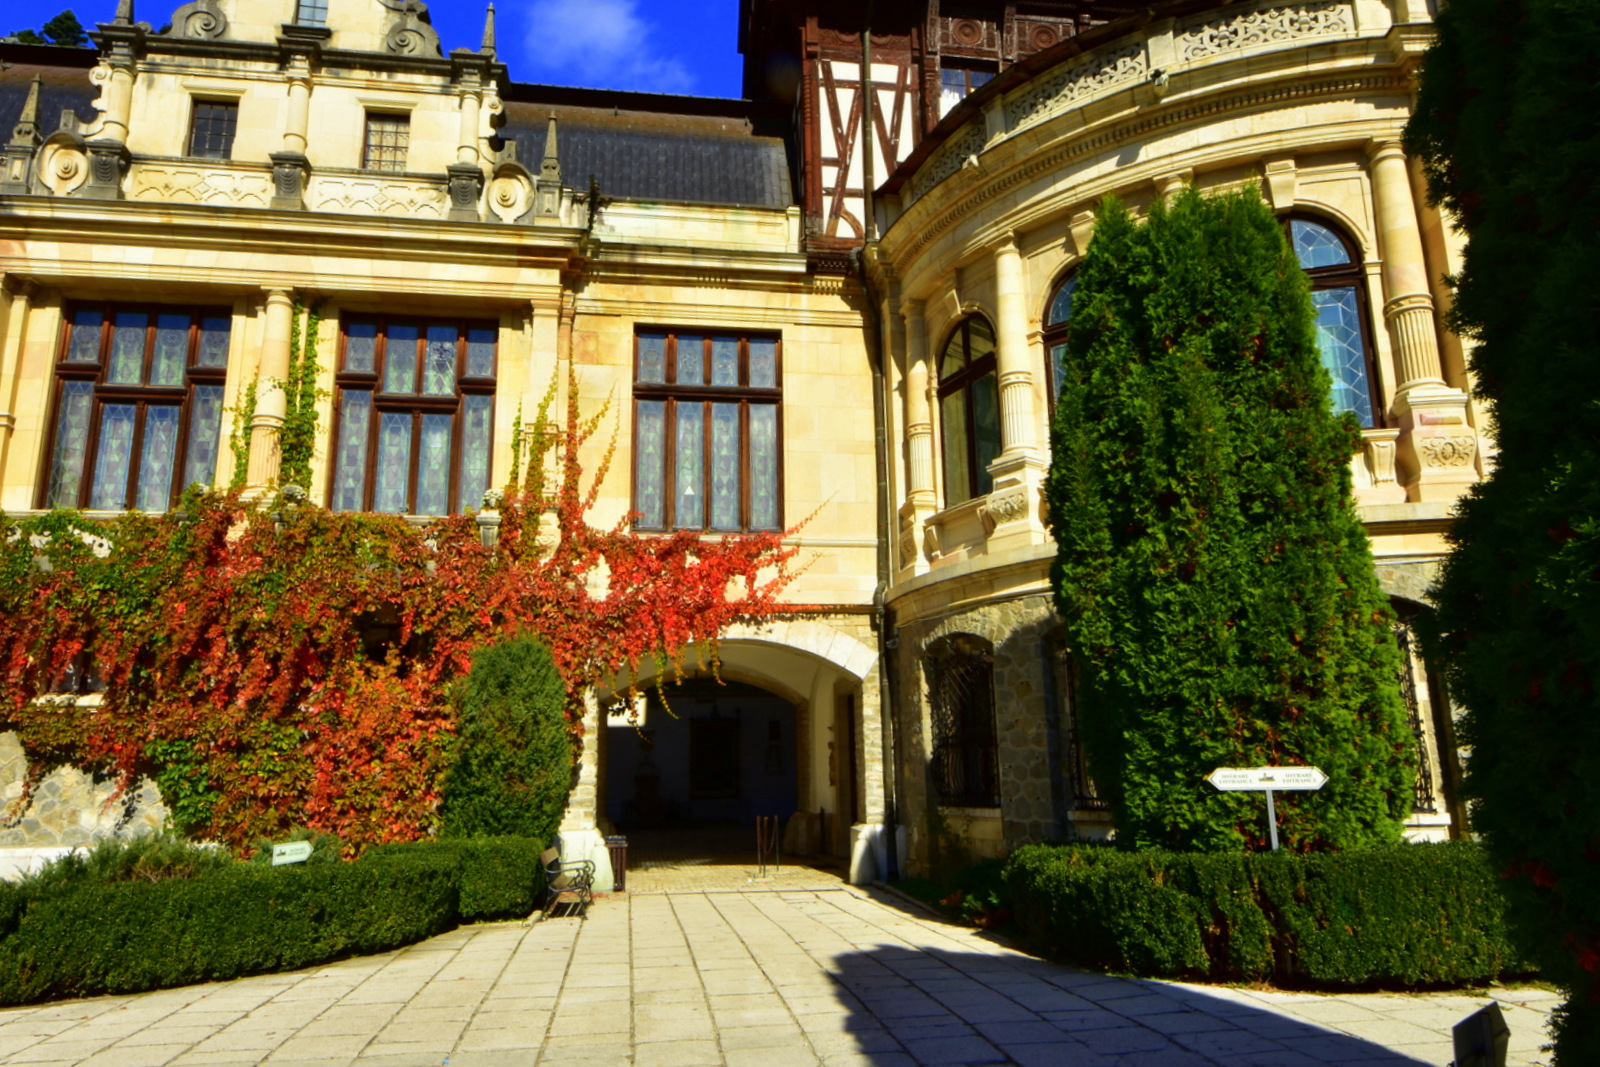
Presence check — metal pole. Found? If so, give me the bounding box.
[1265,789,1280,851]
[861,0,875,243]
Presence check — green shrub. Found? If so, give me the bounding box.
[1046,187,1412,852]
[19,834,235,889]
[441,637,573,841]
[1406,0,1600,1059]
[0,859,457,1004]
[1003,841,1530,986]
[360,836,544,922]
[0,835,546,1004]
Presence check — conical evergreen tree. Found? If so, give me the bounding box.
[1046,186,1413,852]
[1407,0,1600,1059]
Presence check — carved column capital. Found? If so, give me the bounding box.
[79,139,130,200]
[269,152,310,210]
[446,163,486,222]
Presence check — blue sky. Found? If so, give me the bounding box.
[7,1,746,98]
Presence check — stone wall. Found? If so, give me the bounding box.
[0,731,167,850]
[892,591,1093,874]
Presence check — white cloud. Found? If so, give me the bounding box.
[517,0,696,95]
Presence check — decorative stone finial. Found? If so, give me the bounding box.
[11,76,42,146]
[112,0,134,24]
[481,2,497,56]
[541,113,560,181]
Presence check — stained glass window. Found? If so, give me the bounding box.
[937,315,1002,505]
[1043,273,1078,404]
[1286,216,1377,428]
[44,304,231,511]
[331,317,498,516]
[633,331,781,532]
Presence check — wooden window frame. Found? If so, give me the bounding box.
[327,315,498,516]
[186,99,238,161]
[936,315,999,506]
[630,329,784,534]
[38,302,231,512]
[361,112,410,174]
[1282,213,1384,429]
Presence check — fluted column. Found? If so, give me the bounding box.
[246,290,295,490]
[1370,140,1444,392]
[993,233,1037,457]
[981,233,1049,544]
[1368,138,1476,502]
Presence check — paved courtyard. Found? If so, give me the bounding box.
[0,885,1558,1067]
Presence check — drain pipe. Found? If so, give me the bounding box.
[852,240,898,882]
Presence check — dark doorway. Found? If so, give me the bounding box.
[605,677,798,830]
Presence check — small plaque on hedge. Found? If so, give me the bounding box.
[272,841,314,866]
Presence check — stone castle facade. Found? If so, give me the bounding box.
[0,0,1474,878]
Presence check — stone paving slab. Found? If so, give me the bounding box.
[0,887,1559,1066]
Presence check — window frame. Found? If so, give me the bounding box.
[937,63,997,116]
[295,0,329,26]
[926,633,1001,810]
[186,99,238,161]
[326,314,499,517]
[629,329,784,534]
[38,302,231,513]
[936,315,1000,506]
[1282,212,1384,429]
[361,111,411,174]
[1041,269,1078,408]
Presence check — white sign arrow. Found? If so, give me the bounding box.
[1206,766,1327,792]
[272,841,314,866]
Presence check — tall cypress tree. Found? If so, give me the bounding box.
[1046,186,1413,852]
[1407,1,1600,1059]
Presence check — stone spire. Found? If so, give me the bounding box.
[481,3,497,56]
[112,0,134,24]
[11,76,42,146]
[541,112,560,181]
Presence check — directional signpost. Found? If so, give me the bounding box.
[271,841,314,866]
[1206,766,1328,851]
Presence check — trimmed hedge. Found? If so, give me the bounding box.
[0,835,547,1005]
[361,836,545,922]
[1003,842,1533,987]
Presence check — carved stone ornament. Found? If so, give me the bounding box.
[907,121,987,204]
[487,162,534,224]
[480,489,504,511]
[1419,434,1478,469]
[166,0,227,39]
[1176,1,1353,62]
[268,152,310,209]
[36,134,89,196]
[1005,43,1148,132]
[978,490,1030,535]
[81,139,130,200]
[446,163,485,221]
[380,0,444,57]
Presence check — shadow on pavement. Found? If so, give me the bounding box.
[826,943,1436,1066]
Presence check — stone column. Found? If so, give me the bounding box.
[557,690,615,892]
[983,234,1049,543]
[0,279,35,477]
[245,290,295,490]
[994,233,1037,457]
[899,299,936,572]
[271,55,313,210]
[447,59,488,221]
[1368,139,1476,502]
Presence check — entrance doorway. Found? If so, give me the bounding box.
[605,678,799,832]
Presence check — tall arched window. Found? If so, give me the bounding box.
[925,634,1000,808]
[1043,272,1077,404]
[938,316,1001,505]
[1288,216,1379,428]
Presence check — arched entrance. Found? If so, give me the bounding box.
[605,677,799,834]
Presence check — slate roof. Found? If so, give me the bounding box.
[498,95,794,211]
[0,45,796,212]
[0,45,98,141]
